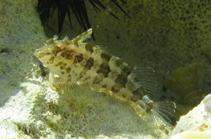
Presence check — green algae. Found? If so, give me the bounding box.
[163,63,203,105]
[163,63,205,120]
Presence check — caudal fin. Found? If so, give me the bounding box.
[150,101,176,125]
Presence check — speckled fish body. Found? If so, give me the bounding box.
[35,28,176,123]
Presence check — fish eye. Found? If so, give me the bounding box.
[52,46,61,56]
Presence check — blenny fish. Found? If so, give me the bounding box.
[35,28,176,124]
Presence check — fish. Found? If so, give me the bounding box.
[35,28,176,125]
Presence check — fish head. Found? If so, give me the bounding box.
[34,38,78,78]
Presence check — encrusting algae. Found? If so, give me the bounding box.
[35,28,176,129]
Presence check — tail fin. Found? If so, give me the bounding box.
[143,100,176,135]
[143,100,176,132]
[150,101,176,123]
[132,67,176,126]
[135,95,176,123]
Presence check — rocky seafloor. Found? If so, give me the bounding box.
[1,0,211,139]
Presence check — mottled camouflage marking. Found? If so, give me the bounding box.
[93,76,103,84]
[55,62,63,67]
[60,63,67,70]
[84,57,94,70]
[61,50,74,59]
[48,57,54,64]
[96,63,111,77]
[85,42,95,53]
[115,58,124,67]
[35,28,176,125]
[101,52,112,61]
[66,67,71,73]
[74,54,83,63]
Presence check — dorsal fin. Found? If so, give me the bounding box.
[72,28,93,46]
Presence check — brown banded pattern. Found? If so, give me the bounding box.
[35,28,176,126]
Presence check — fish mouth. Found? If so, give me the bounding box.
[34,48,42,58]
[34,48,41,56]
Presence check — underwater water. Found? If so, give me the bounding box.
[1,0,211,139]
